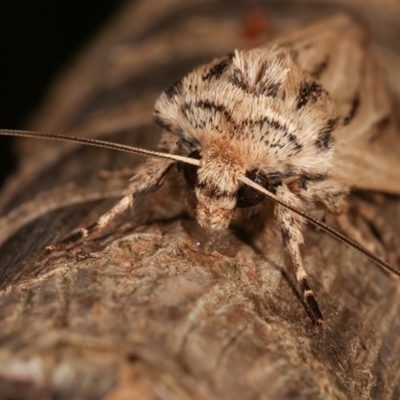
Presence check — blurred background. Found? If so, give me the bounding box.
[0,1,123,188]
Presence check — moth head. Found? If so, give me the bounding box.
[178,140,270,230]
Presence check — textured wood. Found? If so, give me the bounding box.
[0,2,400,399]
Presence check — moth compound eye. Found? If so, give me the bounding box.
[236,170,268,208]
[180,150,201,190]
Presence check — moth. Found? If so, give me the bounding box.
[1,14,400,326]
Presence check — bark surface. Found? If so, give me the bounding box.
[1,2,400,399]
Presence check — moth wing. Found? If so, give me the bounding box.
[267,14,400,194]
[331,52,400,195]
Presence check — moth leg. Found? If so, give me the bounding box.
[284,236,325,326]
[46,157,175,251]
[275,185,324,326]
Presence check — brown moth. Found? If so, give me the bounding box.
[1,14,400,326]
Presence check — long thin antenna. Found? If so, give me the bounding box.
[0,129,200,166]
[240,175,400,277]
[2,129,398,276]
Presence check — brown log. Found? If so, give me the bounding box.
[1,2,399,399]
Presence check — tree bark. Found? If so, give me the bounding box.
[0,2,399,399]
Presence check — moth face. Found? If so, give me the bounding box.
[180,148,268,230]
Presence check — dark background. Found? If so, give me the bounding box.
[0,1,124,189]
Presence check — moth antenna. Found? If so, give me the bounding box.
[240,175,400,277]
[2,129,398,276]
[0,129,200,167]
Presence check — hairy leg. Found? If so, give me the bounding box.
[47,132,179,251]
[275,184,324,326]
[47,157,175,251]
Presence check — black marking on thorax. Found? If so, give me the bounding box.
[255,116,288,133]
[195,100,236,126]
[164,78,183,100]
[266,83,281,97]
[154,109,184,136]
[202,52,234,81]
[296,81,324,109]
[228,61,282,98]
[287,133,303,151]
[315,118,337,151]
[178,137,201,152]
[255,116,303,152]
[229,68,247,91]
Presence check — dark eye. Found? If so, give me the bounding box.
[179,150,201,190]
[236,170,268,208]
